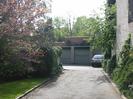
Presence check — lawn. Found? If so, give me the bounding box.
[0,78,46,99]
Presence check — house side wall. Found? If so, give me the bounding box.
[116,0,129,54]
[129,22,133,45]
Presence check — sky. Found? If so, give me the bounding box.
[52,0,106,18]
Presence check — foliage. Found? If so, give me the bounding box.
[31,46,63,77]
[35,18,54,48]
[103,34,133,99]
[0,0,52,52]
[53,16,102,46]
[112,34,133,99]
[50,46,63,76]
[73,16,89,36]
[102,54,116,76]
[0,36,29,81]
[0,0,50,36]
[73,16,102,39]
[0,0,62,81]
[0,78,45,99]
[80,4,116,55]
[53,17,69,41]
[42,46,63,76]
[99,2,117,77]
[101,4,133,98]
[100,4,116,54]
[113,34,131,81]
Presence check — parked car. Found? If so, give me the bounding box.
[91,54,104,67]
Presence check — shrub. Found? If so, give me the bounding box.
[50,46,63,76]
[102,34,133,99]
[31,46,63,77]
[0,35,63,81]
[102,54,116,76]
[0,50,29,81]
[112,34,133,99]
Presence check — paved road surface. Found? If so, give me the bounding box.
[22,66,122,99]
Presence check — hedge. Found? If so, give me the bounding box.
[102,34,133,99]
[31,46,63,77]
[112,34,133,99]
[0,38,63,81]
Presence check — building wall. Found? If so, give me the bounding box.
[128,0,133,45]
[116,0,129,54]
[129,22,133,45]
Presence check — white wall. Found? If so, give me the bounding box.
[116,0,129,54]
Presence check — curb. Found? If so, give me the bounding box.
[102,70,127,99]
[16,78,51,99]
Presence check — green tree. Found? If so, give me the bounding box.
[73,16,89,36]
[101,4,116,57]
[88,4,116,54]
[72,16,102,49]
[0,0,54,80]
[35,18,54,48]
[53,17,69,41]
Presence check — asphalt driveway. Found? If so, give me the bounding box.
[22,66,122,99]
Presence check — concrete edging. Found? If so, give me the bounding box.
[16,78,51,99]
[102,70,127,99]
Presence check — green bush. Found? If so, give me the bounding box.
[50,46,63,76]
[102,54,116,76]
[0,57,29,81]
[102,34,133,99]
[0,35,63,80]
[112,34,133,99]
[102,59,109,72]
[102,59,107,71]
[32,46,63,77]
[0,38,29,81]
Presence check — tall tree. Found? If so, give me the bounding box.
[0,0,52,66]
[35,18,53,48]
[0,0,50,36]
[53,17,69,41]
[73,16,101,40]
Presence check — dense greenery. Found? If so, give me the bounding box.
[32,46,63,77]
[99,2,133,99]
[0,0,63,81]
[95,4,116,54]
[0,45,62,81]
[0,36,29,81]
[102,54,116,76]
[0,78,45,99]
[0,1,63,98]
[53,17,70,41]
[72,16,101,37]
[112,35,133,99]
[100,2,116,74]
[53,16,102,44]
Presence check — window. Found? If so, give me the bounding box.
[107,0,116,5]
[128,0,133,23]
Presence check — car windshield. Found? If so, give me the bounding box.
[93,55,104,59]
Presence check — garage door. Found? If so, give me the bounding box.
[61,47,71,64]
[61,46,91,65]
[74,47,90,65]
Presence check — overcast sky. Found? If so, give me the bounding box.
[52,0,106,18]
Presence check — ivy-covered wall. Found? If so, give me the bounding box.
[103,34,133,99]
[102,1,133,99]
[113,35,133,99]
